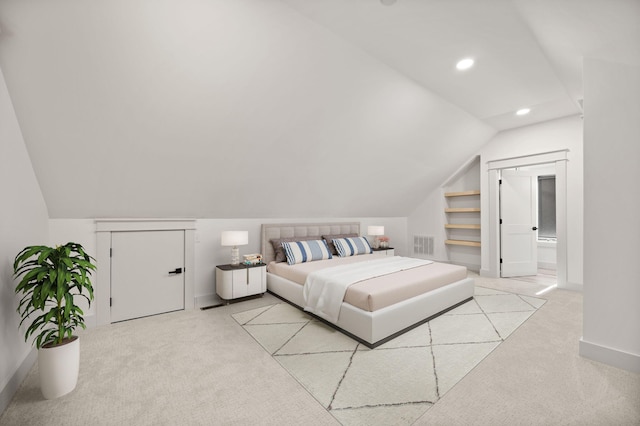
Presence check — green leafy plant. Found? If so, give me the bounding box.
[13,242,96,349]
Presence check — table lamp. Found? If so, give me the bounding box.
[221,231,248,266]
[367,226,384,249]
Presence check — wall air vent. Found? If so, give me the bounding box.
[413,235,434,256]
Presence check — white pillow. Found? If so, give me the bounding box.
[333,237,372,257]
[282,240,332,265]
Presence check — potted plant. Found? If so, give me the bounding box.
[13,242,96,399]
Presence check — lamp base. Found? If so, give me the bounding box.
[372,237,380,249]
[230,246,240,266]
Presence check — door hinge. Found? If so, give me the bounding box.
[110,297,112,307]
[110,248,113,257]
[499,218,503,224]
[499,179,502,184]
[500,258,503,264]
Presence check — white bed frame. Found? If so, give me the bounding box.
[261,222,474,348]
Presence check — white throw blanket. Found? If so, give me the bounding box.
[303,256,433,323]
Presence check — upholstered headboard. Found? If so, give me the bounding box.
[261,222,360,264]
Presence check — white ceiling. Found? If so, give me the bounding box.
[281,0,640,130]
[0,0,638,219]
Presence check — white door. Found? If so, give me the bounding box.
[111,230,185,322]
[500,170,538,277]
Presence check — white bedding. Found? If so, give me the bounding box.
[303,256,433,323]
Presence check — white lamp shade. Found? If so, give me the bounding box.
[367,226,384,236]
[221,231,248,247]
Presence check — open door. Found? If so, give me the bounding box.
[500,169,537,277]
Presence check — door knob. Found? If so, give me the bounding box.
[169,267,183,275]
[532,226,538,231]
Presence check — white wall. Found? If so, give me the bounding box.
[537,241,557,270]
[0,67,49,412]
[405,191,449,263]
[580,58,640,372]
[49,216,407,310]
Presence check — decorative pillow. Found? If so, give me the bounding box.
[282,240,333,265]
[271,236,318,263]
[333,237,372,257]
[322,233,359,255]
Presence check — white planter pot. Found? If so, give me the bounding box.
[38,336,80,399]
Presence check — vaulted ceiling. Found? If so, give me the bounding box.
[0,0,637,219]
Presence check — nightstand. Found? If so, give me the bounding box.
[372,247,395,256]
[215,263,266,302]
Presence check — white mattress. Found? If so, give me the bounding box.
[268,254,468,312]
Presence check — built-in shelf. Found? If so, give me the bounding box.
[445,239,481,247]
[445,189,480,250]
[443,158,482,270]
[444,190,480,197]
[445,207,481,213]
[445,224,481,229]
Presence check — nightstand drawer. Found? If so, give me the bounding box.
[372,248,395,256]
[216,263,266,301]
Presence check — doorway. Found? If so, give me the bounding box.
[499,164,558,280]
[486,150,568,289]
[95,219,196,326]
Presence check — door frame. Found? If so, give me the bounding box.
[485,150,568,288]
[95,219,196,325]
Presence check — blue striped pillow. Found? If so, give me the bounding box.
[333,237,372,257]
[282,240,333,265]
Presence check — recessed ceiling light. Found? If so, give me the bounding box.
[456,58,474,70]
[516,108,531,116]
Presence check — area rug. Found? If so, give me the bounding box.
[232,286,545,425]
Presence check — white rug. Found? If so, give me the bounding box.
[232,286,545,425]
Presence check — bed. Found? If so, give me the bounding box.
[261,222,475,348]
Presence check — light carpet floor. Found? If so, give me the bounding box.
[232,286,545,425]
[1,275,639,425]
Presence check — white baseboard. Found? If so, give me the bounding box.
[562,281,583,292]
[579,338,640,373]
[449,261,480,273]
[537,261,557,270]
[195,294,222,308]
[479,268,498,278]
[84,313,97,329]
[0,347,37,415]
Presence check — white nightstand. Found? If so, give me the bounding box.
[372,247,395,256]
[216,263,266,302]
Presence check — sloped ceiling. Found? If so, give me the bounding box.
[0,0,637,219]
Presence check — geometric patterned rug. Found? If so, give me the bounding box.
[232,286,546,425]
